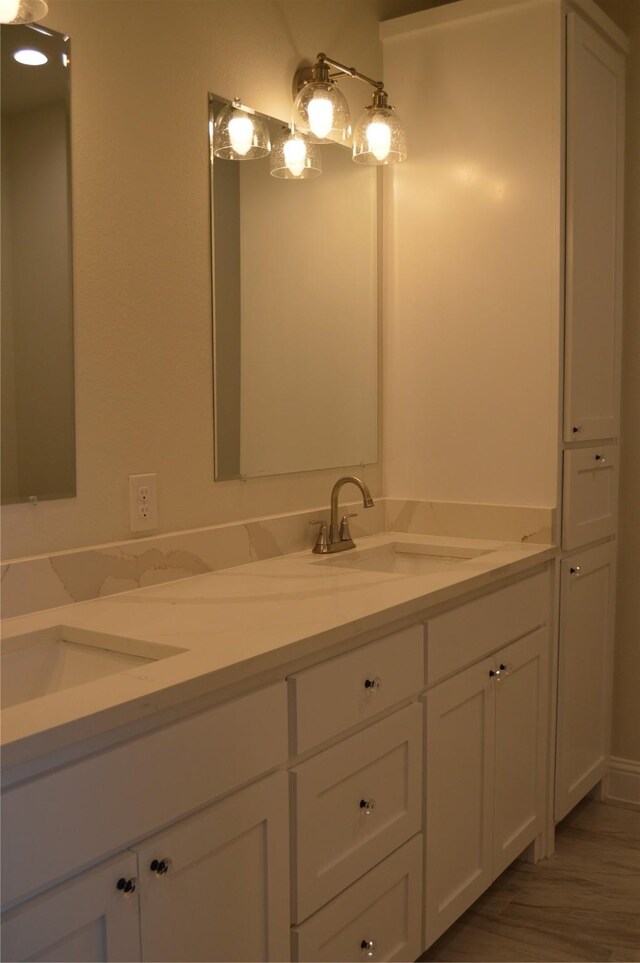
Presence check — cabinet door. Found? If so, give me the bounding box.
[562,445,618,549]
[555,542,616,822]
[424,657,495,947]
[0,852,140,963]
[133,772,290,963]
[564,12,625,443]
[493,628,548,876]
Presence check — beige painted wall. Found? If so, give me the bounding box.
[1,0,383,559]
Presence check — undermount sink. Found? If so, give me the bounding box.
[1,627,186,709]
[317,541,492,576]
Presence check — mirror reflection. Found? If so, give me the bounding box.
[1,23,75,505]
[209,95,379,481]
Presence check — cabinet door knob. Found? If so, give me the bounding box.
[361,938,377,957]
[569,565,581,575]
[117,877,137,895]
[595,454,606,464]
[150,858,171,875]
[359,798,376,814]
[364,677,381,691]
[489,668,501,681]
[572,425,583,434]
[499,662,513,677]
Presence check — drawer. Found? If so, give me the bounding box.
[426,571,549,685]
[288,625,424,753]
[562,445,618,550]
[292,703,422,922]
[293,835,423,963]
[1,682,287,908]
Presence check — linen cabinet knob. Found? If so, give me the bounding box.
[359,798,376,814]
[116,877,137,895]
[150,858,171,875]
[361,938,377,957]
[569,565,581,575]
[364,677,381,691]
[595,454,606,463]
[572,425,583,434]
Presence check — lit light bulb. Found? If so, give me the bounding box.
[228,114,254,156]
[366,120,391,162]
[307,95,333,140]
[13,48,48,65]
[283,136,307,177]
[0,0,20,21]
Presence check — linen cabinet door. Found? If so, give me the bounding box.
[555,543,616,822]
[564,12,625,443]
[424,656,495,948]
[133,772,290,963]
[0,852,141,963]
[493,628,548,877]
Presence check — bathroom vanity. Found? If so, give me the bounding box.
[1,534,556,961]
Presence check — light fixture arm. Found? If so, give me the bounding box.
[293,52,388,101]
[317,53,385,94]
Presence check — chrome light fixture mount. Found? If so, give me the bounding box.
[270,127,322,180]
[213,97,271,161]
[0,0,48,24]
[293,52,407,165]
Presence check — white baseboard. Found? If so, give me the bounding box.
[606,757,640,809]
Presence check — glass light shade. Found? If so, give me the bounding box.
[293,81,350,144]
[213,100,270,160]
[0,0,48,23]
[270,129,321,179]
[353,105,407,165]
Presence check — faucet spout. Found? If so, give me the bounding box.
[329,475,375,546]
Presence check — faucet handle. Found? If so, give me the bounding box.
[339,513,358,542]
[309,520,330,554]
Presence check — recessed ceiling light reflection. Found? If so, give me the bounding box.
[13,48,48,66]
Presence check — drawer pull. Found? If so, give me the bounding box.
[364,677,381,691]
[150,858,171,876]
[569,565,581,575]
[595,454,606,464]
[361,938,377,958]
[499,662,513,677]
[116,876,137,896]
[572,425,583,434]
[359,798,376,815]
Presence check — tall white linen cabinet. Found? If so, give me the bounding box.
[382,0,627,949]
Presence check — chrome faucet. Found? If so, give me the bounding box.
[310,476,375,554]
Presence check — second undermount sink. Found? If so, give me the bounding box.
[318,541,492,576]
[1,627,186,710]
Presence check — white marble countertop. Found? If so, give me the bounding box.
[1,533,556,771]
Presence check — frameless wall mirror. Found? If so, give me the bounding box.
[209,94,379,481]
[1,23,75,505]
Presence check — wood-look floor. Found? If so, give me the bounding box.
[420,799,640,962]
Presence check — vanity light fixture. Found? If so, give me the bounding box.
[293,53,407,165]
[0,0,48,23]
[270,127,321,179]
[213,98,270,160]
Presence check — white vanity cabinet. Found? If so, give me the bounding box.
[1,852,141,963]
[134,772,290,963]
[1,558,556,963]
[423,575,550,946]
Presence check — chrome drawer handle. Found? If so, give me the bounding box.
[359,798,376,815]
[364,677,381,691]
[361,938,377,958]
